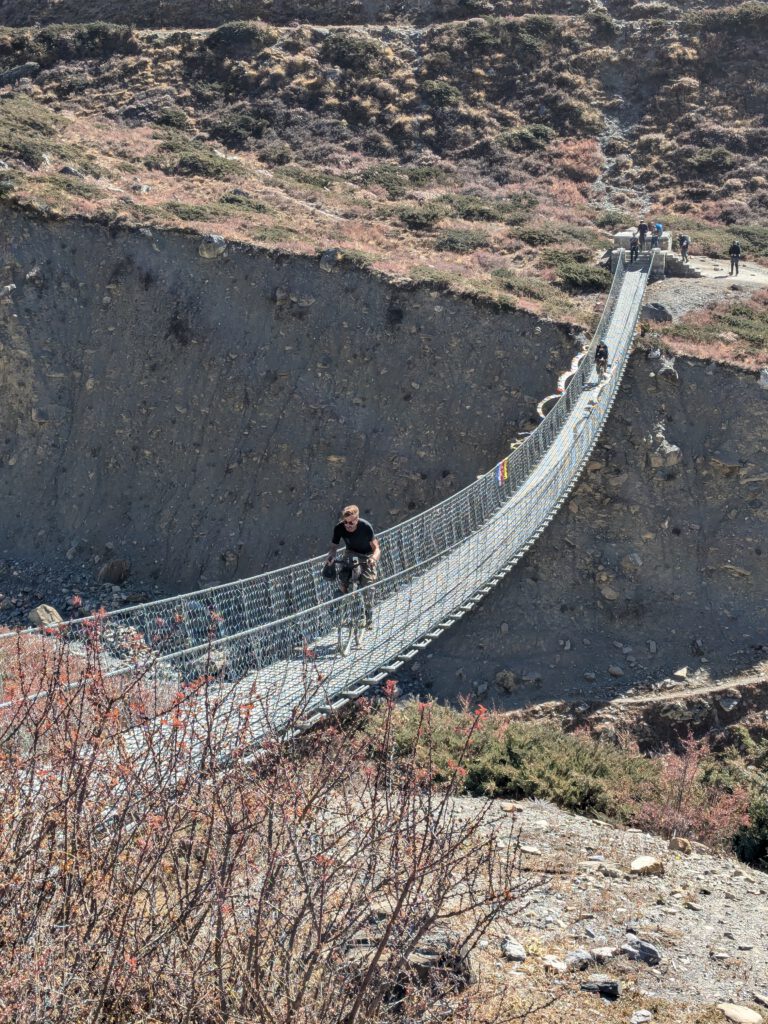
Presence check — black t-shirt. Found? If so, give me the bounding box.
[332,518,375,555]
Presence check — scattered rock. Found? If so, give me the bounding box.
[641,301,673,322]
[519,845,541,856]
[601,586,620,601]
[319,247,343,272]
[630,856,665,877]
[672,665,689,680]
[198,234,227,259]
[565,949,594,971]
[716,1005,763,1024]
[495,669,520,692]
[0,61,40,86]
[591,946,619,963]
[622,938,661,966]
[542,955,568,974]
[499,801,523,814]
[608,664,624,677]
[500,937,527,962]
[669,836,692,854]
[631,1012,653,1024]
[581,974,620,999]
[28,603,63,628]
[98,559,131,585]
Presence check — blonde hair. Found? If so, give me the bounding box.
[341,504,359,518]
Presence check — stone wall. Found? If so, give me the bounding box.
[0,207,568,588]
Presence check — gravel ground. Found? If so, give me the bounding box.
[644,255,768,321]
[0,555,169,628]
[460,796,768,1014]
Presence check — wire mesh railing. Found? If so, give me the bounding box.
[1,253,649,746]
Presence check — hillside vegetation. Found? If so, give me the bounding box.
[0,6,766,324]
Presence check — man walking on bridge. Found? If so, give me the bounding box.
[325,505,380,628]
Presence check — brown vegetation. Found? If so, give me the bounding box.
[0,10,764,327]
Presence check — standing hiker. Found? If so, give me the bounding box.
[729,239,741,275]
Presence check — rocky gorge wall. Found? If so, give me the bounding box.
[1,207,766,696]
[0,207,566,588]
[421,353,768,698]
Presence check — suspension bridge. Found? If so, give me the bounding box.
[1,251,650,755]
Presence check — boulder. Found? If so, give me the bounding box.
[28,604,63,628]
[198,234,227,259]
[495,670,521,692]
[500,937,527,962]
[98,558,131,585]
[622,938,661,966]
[640,301,672,322]
[581,974,620,999]
[630,856,665,877]
[669,836,692,854]
[716,1005,763,1024]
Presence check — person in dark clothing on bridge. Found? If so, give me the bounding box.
[678,234,690,263]
[629,234,639,263]
[637,220,649,250]
[325,504,380,627]
[595,341,609,380]
[729,239,741,275]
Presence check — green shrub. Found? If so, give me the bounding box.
[208,107,267,148]
[164,201,214,221]
[375,703,656,818]
[519,225,560,247]
[690,1,768,36]
[398,202,444,231]
[0,96,57,169]
[405,165,451,187]
[447,193,537,223]
[145,133,235,180]
[204,21,278,59]
[320,30,387,72]
[357,163,409,198]
[43,174,101,199]
[30,22,139,65]
[492,267,552,300]
[220,190,267,212]
[544,248,612,290]
[685,146,737,175]
[157,106,189,129]
[498,124,555,152]
[420,80,462,108]
[734,799,768,869]
[435,227,489,252]
[277,164,337,188]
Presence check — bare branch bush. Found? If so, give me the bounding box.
[0,627,533,1024]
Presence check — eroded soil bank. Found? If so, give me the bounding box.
[0,208,567,587]
[1,209,766,691]
[422,352,768,697]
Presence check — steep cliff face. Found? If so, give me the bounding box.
[424,354,768,695]
[0,209,567,587]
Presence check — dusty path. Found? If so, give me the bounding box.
[644,255,768,321]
